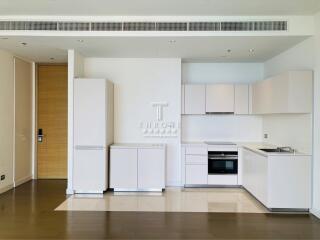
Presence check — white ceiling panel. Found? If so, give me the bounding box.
[0,0,319,16]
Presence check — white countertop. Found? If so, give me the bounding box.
[181,141,311,156]
[111,143,166,149]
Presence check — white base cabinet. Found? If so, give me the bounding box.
[242,148,311,210]
[110,144,165,191]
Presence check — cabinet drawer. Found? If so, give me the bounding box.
[185,146,207,155]
[208,175,238,185]
[186,165,208,185]
[186,155,207,164]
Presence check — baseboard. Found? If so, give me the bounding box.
[0,184,14,194]
[166,181,183,187]
[14,176,32,187]
[310,208,320,219]
[66,188,74,195]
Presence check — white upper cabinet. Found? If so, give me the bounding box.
[205,84,235,113]
[184,84,206,114]
[235,84,249,115]
[181,85,185,114]
[252,71,313,114]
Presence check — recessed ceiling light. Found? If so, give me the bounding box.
[21,42,27,46]
[168,40,176,44]
[77,39,84,43]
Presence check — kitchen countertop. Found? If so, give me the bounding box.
[181,141,311,156]
[111,143,166,149]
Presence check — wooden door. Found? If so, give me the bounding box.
[37,65,67,179]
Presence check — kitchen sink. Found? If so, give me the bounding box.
[259,148,295,153]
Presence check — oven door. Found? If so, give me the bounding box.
[208,159,238,174]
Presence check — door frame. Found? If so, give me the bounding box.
[33,63,68,179]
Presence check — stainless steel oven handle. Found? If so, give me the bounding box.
[208,157,238,160]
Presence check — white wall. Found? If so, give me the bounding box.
[262,114,312,154]
[312,11,320,218]
[84,58,182,186]
[182,63,263,84]
[14,58,33,186]
[264,37,315,77]
[0,49,14,194]
[182,62,263,142]
[182,115,262,142]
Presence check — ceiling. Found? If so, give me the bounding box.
[0,35,308,63]
[0,0,319,16]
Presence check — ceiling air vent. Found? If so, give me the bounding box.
[189,22,220,31]
[221,22,254,31]
[123,22,156,31]
[156,22,188,31]
[0,20,288,32]
[58,22,90,31]
[254,21,287,31]
[91,22,122,31]
[25,22,57,30]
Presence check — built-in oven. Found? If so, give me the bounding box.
[208,151,238,174]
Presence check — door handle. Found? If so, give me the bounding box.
[38,128,44,143]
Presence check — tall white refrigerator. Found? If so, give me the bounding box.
[73,78,114,193]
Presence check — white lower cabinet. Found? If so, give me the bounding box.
[186,164,208,185]
[73,149,107,193]
[242,148,311,209]
[110,144,166,191]
[242,148,268,206]
[138,148,165,189]
[110,148,138,189]
[207,175,238,185]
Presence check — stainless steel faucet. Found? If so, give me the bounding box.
[277,146,295,153]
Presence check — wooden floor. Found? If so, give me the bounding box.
[0,180,319,239]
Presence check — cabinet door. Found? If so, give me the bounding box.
[110,148,138,189]
[184,84,206,114]
[235,84,249,115]
[242,149,268,205]
[206,84,235,113]
[185,165,208,185]
[138,148,165,189]
[73,149,106,192]
[181,85,185,114]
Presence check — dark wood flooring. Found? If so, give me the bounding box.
[0,180,319,239]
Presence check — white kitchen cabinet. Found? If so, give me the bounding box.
[208,175,237,185]
[186,165,208,185]
[205,84,235,113]
[184,84,206,114]
[138,148,165,189]
[252,71,313,114]
[110,148,138,189]
[235,84,249,115]
[183,145,208,185]
[110,144,166,191]
[181,85,185,114]
[73,149,107,193]
[242,147,311,210]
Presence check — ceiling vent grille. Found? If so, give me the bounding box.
[123,22,156,31]
[221,22,254,31]
[58,22,90,31]
[156,22,188,31]
[91,22,122,31]
[0,20,288,32]
[189,22,220,31]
